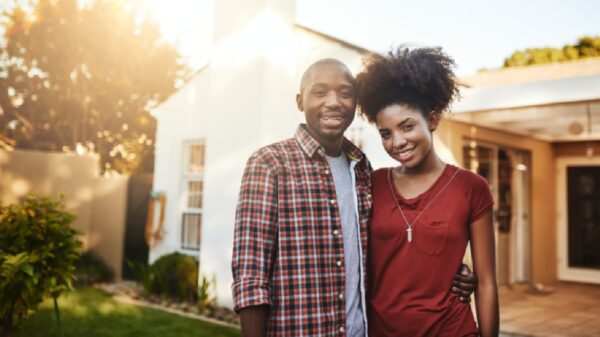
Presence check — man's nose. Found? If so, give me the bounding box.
[324,92,341,107]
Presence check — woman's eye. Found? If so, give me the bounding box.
[380,133,390,140]
[403,125,414,131]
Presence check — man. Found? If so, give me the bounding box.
[232,59,474,337]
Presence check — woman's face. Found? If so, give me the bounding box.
[375,104,439,168]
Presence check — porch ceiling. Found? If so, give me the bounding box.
[450,75,600,142]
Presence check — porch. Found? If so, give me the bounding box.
[499,282,600,337]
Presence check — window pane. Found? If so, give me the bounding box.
[188,144,205,173]
[567,166,600,270]
[182,213,202,250]
[187,180,203,208]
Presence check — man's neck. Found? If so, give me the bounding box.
[304,125,344,157]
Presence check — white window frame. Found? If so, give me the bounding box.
[180,139,205,252]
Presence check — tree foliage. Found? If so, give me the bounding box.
[0,0,191,173]
[503,36,600,68]
[0,195,82,337]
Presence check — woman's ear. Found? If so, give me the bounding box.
[428,111,441,131]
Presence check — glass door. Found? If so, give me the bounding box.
[557,158,600,283]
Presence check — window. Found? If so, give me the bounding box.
[181,140,205,251]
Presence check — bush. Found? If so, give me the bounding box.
[197,274,217,312]
[0,195,82,337]
[150,253,198,302]
[126,259,153,295]
[74,251,114,287]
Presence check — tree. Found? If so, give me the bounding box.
[0,0,191,173]
[0,195,82,337]
[503,36,600,68]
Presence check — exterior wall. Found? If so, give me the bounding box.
[437,120,557,285]
[0,149,128,279]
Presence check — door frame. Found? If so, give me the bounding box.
[556,156,600,284]
[462,139,532,284]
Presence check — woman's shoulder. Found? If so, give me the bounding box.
[452,165,491,191]
[372,167,392,179]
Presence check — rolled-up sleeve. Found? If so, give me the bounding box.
[231,154,278,312]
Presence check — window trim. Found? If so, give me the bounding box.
[180,139,205,252]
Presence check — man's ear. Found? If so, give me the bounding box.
[296,93,303,111]
[428,111,441,131]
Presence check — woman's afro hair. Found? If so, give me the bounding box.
[356,46,459,123]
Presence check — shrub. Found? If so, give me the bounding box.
[150,253,198,302]
[0,195,82,337]
[197,274,217,312]
[74,251,114,287]
[126,259,154,295]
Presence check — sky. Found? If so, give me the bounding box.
[143,0,599,76]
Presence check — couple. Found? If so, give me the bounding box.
[232,47,499,337]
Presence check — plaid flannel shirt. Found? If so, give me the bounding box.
[232,124,372,336]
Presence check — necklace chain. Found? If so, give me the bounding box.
[387,166,460,242]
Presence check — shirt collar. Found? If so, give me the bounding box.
[294,124,367,163]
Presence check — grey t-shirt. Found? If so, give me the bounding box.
[325,154,365,337]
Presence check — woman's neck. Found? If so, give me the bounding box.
[401,149,445,176]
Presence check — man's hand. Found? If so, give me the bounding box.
[452,263,477,303]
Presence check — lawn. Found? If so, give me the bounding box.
[14,287,241,337]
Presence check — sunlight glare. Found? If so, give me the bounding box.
[140,0,213,69]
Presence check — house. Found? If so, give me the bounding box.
[150,0,600,307]
[446,58,600,287]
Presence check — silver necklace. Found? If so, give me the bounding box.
[387,166,459,243]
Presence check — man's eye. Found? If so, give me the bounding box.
[313,91,326,96]
[379,133,390,140]
[340,91,353,98]
[403,125,414,131]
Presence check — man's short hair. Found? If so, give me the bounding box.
[299,58,355,93]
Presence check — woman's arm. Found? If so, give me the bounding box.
[469,210,499,337]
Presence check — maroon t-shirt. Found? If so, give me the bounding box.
[368,165,493,337]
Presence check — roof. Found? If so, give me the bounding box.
[452,59,600,141]
[461,57,600,87]
[293,24,372,55]
[453,75,600,113]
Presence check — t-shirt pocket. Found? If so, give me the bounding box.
[414,217,448,255]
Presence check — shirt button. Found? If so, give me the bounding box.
[339,326,345,333]
[330,199,336,205]
[336,260,342,267]
[333,230,339,235]
[338,293,344,300]
[324,169,330,175]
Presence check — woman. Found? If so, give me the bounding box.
[356,47,499,337]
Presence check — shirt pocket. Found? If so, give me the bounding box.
[414,218,448,255]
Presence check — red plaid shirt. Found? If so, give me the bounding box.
[232,124,372,336]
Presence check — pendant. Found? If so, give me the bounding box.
[407,226,413,243]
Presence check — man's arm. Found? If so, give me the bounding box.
[232,156,279,336]
[239,305,269,337]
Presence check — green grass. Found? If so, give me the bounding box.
[14,287,241,337]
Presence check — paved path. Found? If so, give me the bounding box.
[499,282,600,337]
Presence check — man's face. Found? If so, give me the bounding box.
[296,63,356,145]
